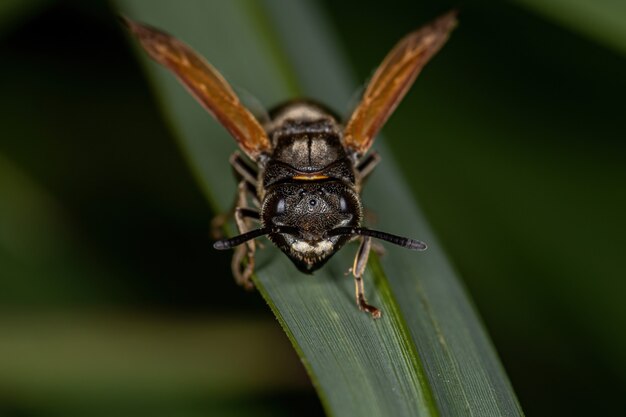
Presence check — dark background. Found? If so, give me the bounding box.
[1,0,625,416]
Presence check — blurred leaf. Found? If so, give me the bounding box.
[0,0,50,36]
[0,313,310,417]
[514,0,626,54]
[115,0,523,416]
[0,153,70,263]
[0,314,304,400]
[0,153,125,305]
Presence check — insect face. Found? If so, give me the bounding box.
[124,11,456,318]
[262,181,361,272]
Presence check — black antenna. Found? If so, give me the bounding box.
[213,226,300,250]
[327,227,427,250]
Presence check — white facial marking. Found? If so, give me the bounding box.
[292,240,334,255]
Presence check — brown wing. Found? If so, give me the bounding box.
[122,17,271,160]
[343,11,457,155]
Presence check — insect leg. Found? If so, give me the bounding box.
[352,236,382,319]
[232,181,260,290]
[357,152,384,259]
[229,151,259,187]
[211,152,259,238]
[356,151,381,182]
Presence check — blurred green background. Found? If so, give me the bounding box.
[1,0,624,416]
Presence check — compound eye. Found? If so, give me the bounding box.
[339,196,348,212]
[276,198,286,214]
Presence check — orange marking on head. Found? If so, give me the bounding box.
[292,174,329,181]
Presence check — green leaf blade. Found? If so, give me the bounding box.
[513,0,626,55]
[258,257,437,416]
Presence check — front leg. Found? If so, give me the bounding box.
[356,151,381,184]
[211,151,259,239]
[352,236,382,319]
[232,202,260,290]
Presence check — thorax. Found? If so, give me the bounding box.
[259,101,356,194]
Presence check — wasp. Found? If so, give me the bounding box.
[124,12,456,318]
